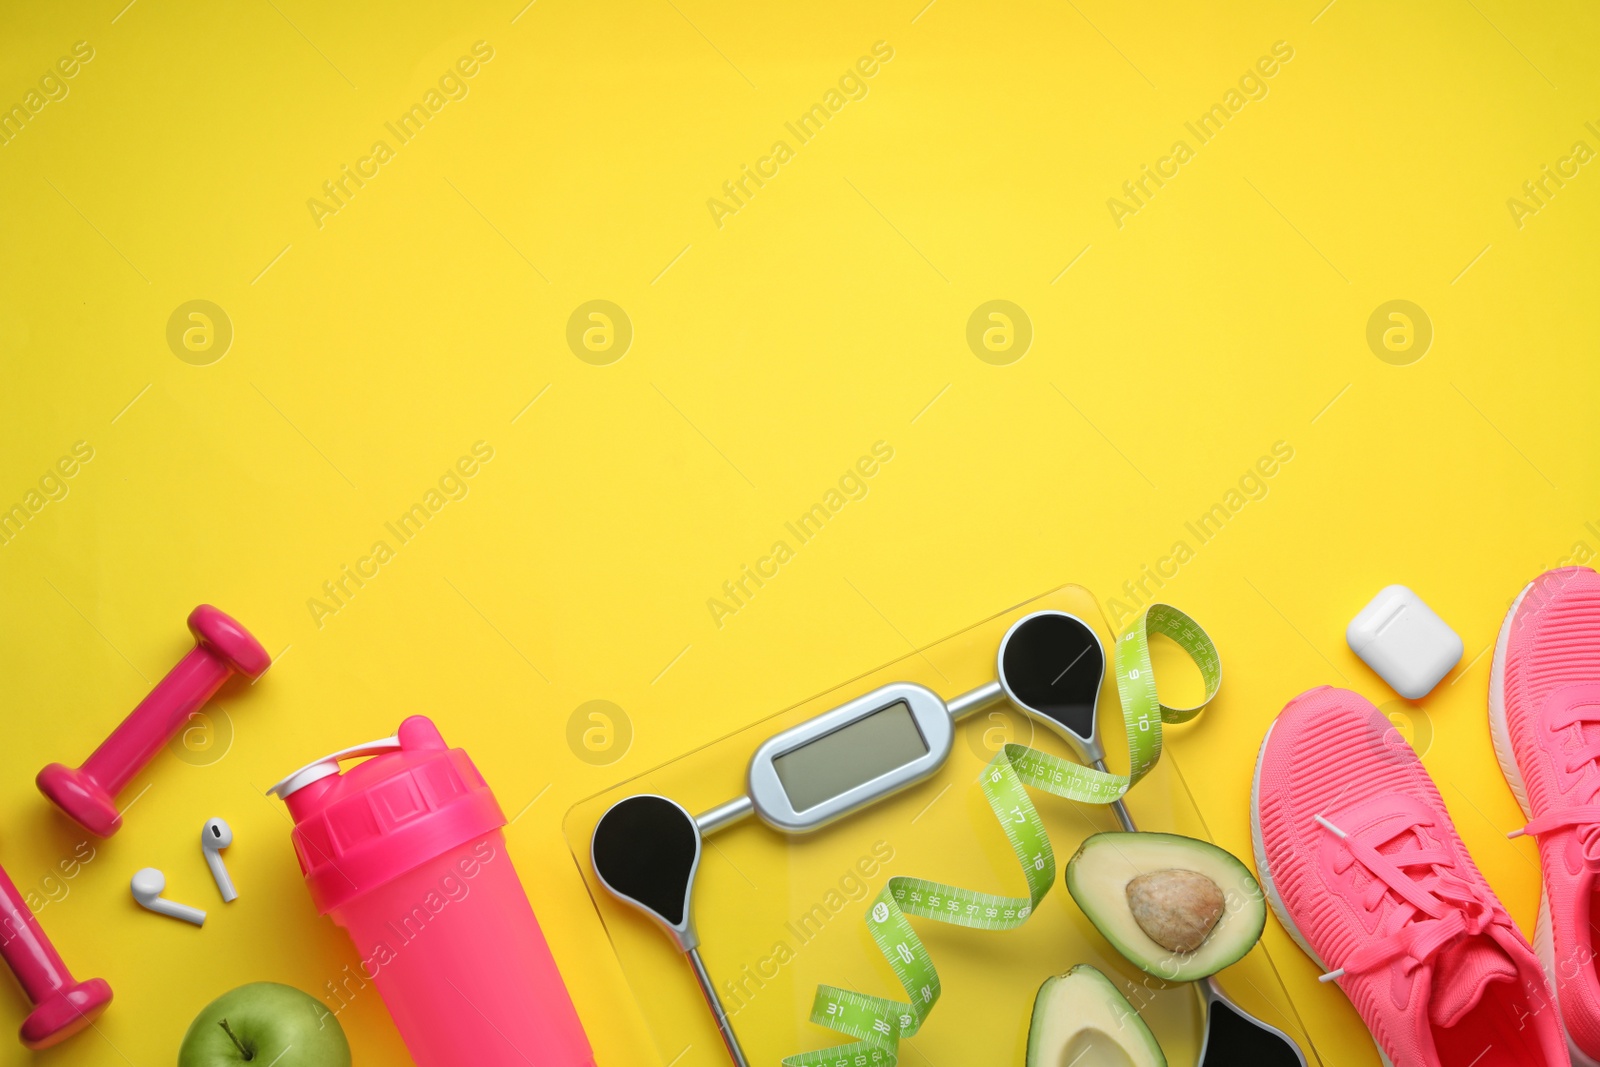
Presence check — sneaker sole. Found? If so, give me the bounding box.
[1250,715,1395,1067]
[1488,580,1600,1067]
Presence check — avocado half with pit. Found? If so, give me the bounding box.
[1066,831,1265,983]
[1026,964,1165,1067]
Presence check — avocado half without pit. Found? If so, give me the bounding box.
[1066,832,1266,983]
[1026,964,1166,1067]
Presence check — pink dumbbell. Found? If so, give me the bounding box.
[0,861,112,1049]
[37,605,269,838]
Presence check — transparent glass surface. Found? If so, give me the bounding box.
[565,585,1321,1067]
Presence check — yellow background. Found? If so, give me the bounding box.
[0,0,1595,1064]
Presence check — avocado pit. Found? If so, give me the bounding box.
[1125,867,1224,954]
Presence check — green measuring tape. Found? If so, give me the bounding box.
[783,603,1222,1067]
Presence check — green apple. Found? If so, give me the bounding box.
[179,983,351,1066]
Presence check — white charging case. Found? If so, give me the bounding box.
[1346,585,1463,700]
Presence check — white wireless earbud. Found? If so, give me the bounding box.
[130,868,206,926]
[202,818,237,902]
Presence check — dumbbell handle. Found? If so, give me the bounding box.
[0,866,72,1003]
[81,645,233,797]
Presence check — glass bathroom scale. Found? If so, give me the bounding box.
[564,584,1322,1067]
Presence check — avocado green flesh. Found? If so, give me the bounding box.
[1066,832,1265,983]
[1026,965,1165,1067]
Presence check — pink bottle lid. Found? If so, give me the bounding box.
[267,716,505,914]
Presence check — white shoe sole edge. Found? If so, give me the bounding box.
[1488,580,1600,1067]
[1250,716,1395,1067]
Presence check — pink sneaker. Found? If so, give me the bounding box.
[1492,565,1600,1065]
[1254,686,1566,1066]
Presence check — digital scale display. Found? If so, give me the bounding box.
[771,700,928,811]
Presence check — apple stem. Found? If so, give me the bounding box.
[219,1019,254,1060]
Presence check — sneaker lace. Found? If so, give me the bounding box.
[1314,813,1501,984]
[1510,703,1600,862]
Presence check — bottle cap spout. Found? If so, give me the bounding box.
[397,716,447,752]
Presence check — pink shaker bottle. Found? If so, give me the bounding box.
[269,716,594,1067]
